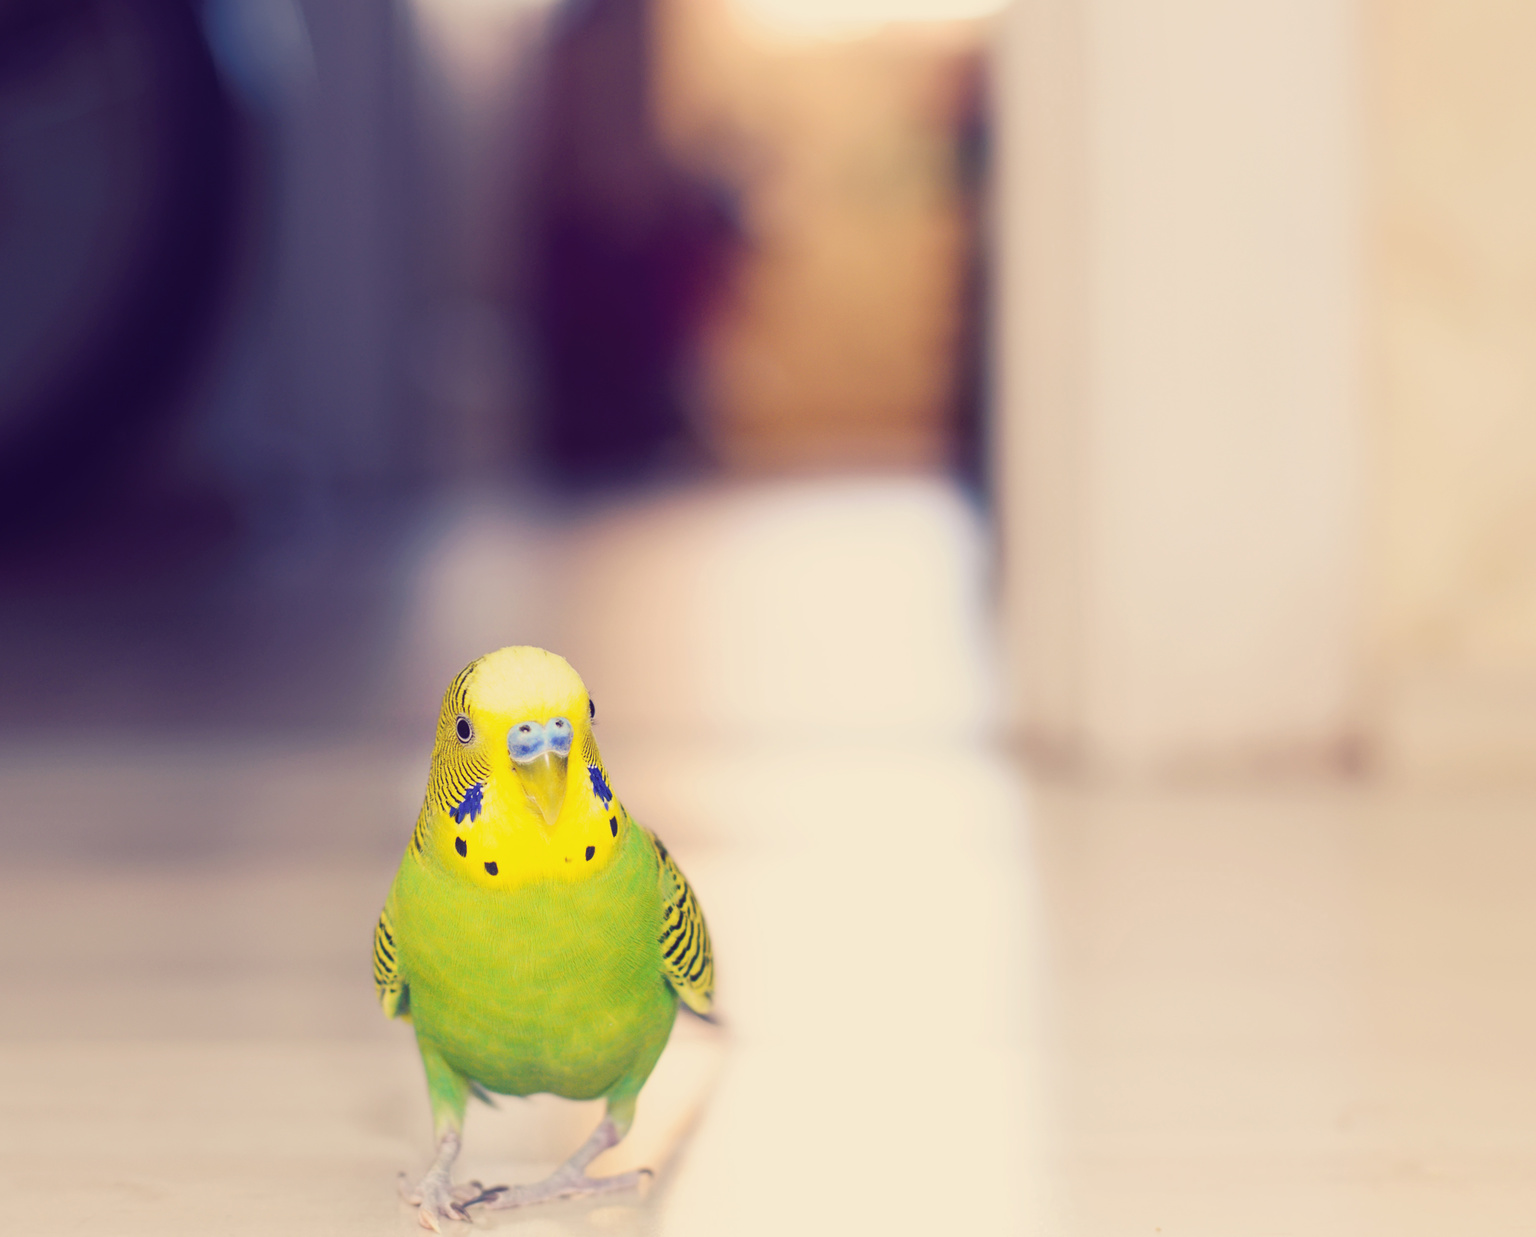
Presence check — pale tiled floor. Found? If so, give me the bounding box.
[5,479,1536,1235]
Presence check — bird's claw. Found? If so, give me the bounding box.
[399,1169,485,1228]
[461,1184,508,1208]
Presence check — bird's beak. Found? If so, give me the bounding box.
[514,750,568,826]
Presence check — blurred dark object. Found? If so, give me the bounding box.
[0,0,242,553]
[950,50,988,496]
[522,0,738,485]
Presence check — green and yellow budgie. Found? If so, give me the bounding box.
[375,647,714,1228]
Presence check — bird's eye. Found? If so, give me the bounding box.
[588,698,596,720]
[455,716,472,743]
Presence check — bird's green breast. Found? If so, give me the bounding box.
[388,821,678,1100]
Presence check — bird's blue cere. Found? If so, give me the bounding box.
[588,765,612,807]
[508,717,574,761]
[451,782,484,823]
[508,721,547,761]
[546,717,573,757]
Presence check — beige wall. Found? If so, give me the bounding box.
[997,0,1536,779]
[994,0,1365,774]
[1370,0,1536,775]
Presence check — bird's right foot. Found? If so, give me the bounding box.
[398,1169,491,1231]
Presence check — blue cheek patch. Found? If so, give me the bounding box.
[588,765,612,807]
[450,782,484,823]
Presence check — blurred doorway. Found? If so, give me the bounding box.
[653,0,991,475]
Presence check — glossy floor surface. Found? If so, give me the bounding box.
[4,479,1535,1234]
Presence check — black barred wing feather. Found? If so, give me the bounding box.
[647,828,714,1015]
[374,907,409,1019]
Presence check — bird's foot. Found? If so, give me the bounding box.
[471,1164,653,1211]
[398,1169,490,1231]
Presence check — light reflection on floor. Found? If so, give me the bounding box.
[5,477,1536,1234]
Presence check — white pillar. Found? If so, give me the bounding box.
[993,0,1364,774]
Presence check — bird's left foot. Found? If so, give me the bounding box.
[470,1165,652,1211]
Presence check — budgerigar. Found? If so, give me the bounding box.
[374,646,714,1229]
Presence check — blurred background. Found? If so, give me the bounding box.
[4,0,1536,1233]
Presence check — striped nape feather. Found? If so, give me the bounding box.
[446,659,475,714]
[421,658,491,836]
[648,828,714,1014]
[407,800,431,858]
[427,746,490,822]
[374,907,408,1018]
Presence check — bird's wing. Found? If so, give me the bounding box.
[646,827,714,1015]
[373,905,409,1019]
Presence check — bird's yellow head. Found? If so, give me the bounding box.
[413,647,626,889]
